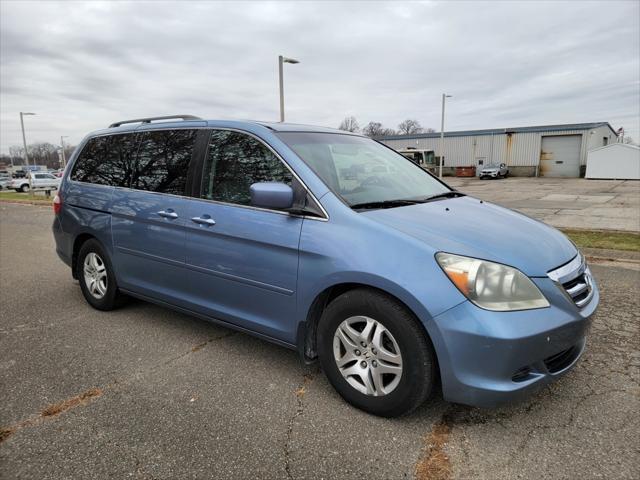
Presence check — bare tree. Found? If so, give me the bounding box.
[9,145,25,165]
[28,143,59,168]
[623,136,636,145]
[397,119,424,135]
[338,116,360,133]
[424,127,436,133]
[363,122,396,137]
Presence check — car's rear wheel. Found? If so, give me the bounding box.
[76,239,124,311]
[20,185,29,192]
[318,288,436,417]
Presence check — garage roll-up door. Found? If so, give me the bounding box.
[540,135,582,177]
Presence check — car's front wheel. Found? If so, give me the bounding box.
[20,185,29,192]
[76,239,124,311]
[318,289,436,417]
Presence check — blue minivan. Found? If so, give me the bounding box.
[53,115,598,417]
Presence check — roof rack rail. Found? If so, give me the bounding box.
[108,115,202,128]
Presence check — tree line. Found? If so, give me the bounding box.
[0,143,77,169]
[338,116,436,137]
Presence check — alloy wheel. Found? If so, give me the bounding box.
[333,316,403,396]
[83,252,108,299]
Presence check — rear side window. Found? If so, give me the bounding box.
[131,129,197,195]
[202,130,292,205]
[70,133,139,187]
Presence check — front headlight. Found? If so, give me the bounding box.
[435,253,549,311]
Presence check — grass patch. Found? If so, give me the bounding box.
[562,229,640,252]
[0,191,53,203]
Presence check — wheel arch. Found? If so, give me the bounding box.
[297,281,440,377]
[71,233,98,279]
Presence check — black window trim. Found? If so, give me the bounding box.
[192,127,328,221]
[68,127,208,201]
[66,126,328,221]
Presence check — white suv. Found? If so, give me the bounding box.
[11,172,61,192]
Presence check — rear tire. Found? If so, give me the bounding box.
[318,288,436,417]
[20,185,29,192]
[76,239,124,311]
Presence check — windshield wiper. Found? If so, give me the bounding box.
[350,199,425,210]
[420,191,466,203]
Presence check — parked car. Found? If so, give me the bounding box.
[479,163,509,179]
[12,171,61,192]
[53,116,598,417]
[0,176,10,190]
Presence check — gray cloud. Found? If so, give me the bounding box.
[1,0,638,152]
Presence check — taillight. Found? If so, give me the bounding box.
[53,193,62,215]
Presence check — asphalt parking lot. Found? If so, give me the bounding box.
[1,202,639,479]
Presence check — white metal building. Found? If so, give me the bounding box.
[586,143,640,180]
[378,122,618,177]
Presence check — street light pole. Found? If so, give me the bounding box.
[60,136,69,169]
[278,55,300,122]
[438,94,452,179]
[20,112,36,167]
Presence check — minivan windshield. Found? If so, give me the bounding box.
[277,132,451,208]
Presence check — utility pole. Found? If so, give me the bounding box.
[20,112,36,167]
[278,55,300,122]
[60,136,69,168]
[438,95,452,178]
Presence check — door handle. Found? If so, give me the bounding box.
[191,216,216,226]
[157,210,178,219]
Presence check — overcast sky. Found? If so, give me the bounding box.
[1,0,639,153]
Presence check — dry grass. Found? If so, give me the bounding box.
[0,191,53,204]
[0,387,103,444]
[0,427,17,443]
[415,421,452,480]
[562,229,640,252]
[294,374,314,399]
[40,387,102,417]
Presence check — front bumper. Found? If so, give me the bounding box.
[428,275,599,408]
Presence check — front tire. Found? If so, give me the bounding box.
[318,289,436,417]
[76,239,123,311]
[20,185,29,192]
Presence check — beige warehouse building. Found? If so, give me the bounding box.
[377,122,618,177]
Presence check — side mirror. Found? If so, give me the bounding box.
[250,182,294,210]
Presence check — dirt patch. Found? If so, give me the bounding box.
[415,417,453,480]
[41,387,102,417]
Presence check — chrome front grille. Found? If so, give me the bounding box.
[548,255,594,308]
[562,272,593,307]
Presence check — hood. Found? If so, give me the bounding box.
[362,196,577,277]
[481,166,499,172]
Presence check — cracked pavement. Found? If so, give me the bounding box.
[1,202,638,479]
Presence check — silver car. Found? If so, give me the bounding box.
[479,163,509,179]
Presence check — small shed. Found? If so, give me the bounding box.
[586,143,640,180]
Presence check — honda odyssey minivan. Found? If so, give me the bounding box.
[53,115,598,417]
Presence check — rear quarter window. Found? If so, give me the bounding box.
[70,133,139,187]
